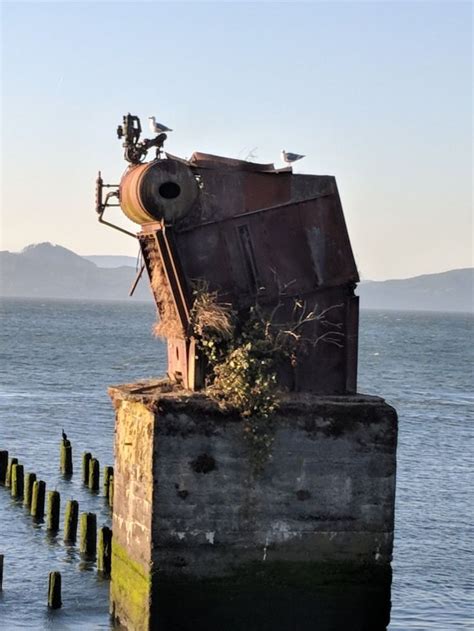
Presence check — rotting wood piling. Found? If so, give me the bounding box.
[97,526,112,577]
[64,499,79,543]
[5,457,18,487]
[11,463,24,500]
[23,472,37,508]
[80,512,97,558]
[88,458,100,492]
[60,440,73,476]
[47,571,62,609]
[47,491,60,532]
[103,466,113,498]
[82,452,92,484]
[31,480,46,521]
[0,451,8,484]
[108,475,114,508]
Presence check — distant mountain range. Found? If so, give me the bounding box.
[359,269,473,313]
[83,255,138,268]
[0,243,151,301]
[0,243,472,312]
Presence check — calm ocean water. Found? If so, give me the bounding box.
[0,298,472,630]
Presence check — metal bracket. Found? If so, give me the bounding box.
[95,171,137,239]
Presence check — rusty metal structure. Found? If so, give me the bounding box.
[96,114,359,394]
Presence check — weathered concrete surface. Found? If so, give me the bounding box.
[109,380,397,630]
[109,398,155,631]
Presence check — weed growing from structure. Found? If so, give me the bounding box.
[191,283,344,473]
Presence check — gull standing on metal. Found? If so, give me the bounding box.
[281,150,305,165]
[148,116,173,134]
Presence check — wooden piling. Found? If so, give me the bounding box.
[47,571,62,609]
[11,463,24,499]
[46,491,60,531]
[80,512,97,557]
[0,554,3,591]
[82,452,92,484]
[5,457,18,487]
[97,526,112,576]
[103,466,113,498]
[108,475,114,508]
[88,458,99,492]
[31,480,46,520]
[23,472,37,508]
[64,499,79,543]
[0,451,8,484]
[60,440,73,476]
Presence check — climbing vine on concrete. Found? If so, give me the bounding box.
[191,284,344,472]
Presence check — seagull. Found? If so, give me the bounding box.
[148,116,173,134]
[281,150,305,164]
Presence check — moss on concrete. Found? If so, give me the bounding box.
[111,540,152,631]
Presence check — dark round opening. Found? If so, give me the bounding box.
[159,181,181,200]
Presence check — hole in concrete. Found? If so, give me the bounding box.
[177,489,189,500]
[190,453,216,474]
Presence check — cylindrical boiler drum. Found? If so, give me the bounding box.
[120,158,199,225]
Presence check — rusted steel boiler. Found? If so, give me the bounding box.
[96,114,359,394]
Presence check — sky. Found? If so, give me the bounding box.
[1,1,472,280]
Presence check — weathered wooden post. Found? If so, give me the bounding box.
[64,499,79,543]
[88,458,100,492]
[60,440,73,476]
[47,491,60,531]
[5,457,18,487]
[11,463,24,499]
[47,571,62,609]
[31,480,46,520]
[80,512,97,557]
[23,472,37,508]
[0,451,8,484]
[0,554,3,591]
[82,452,92,484]
[97,526,112,576]
[103,466,113,498]
[108,475,114,508]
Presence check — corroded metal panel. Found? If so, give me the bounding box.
[119,151,360,394]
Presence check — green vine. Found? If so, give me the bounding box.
[191,290,280,472]
[190,284,344,473]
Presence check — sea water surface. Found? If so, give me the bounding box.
[0,298,472,629]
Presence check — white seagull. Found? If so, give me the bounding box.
[148,116,173,134]
[281,150,305,164]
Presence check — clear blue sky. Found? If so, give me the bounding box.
[1,1,472,279]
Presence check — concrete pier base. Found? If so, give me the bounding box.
[108,380,397,631]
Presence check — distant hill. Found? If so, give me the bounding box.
[0,243,151,301]
[83,255,137,268]
[357,268,473,313]
[0,243,472,311]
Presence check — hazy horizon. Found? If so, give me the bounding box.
[1,2,472,281]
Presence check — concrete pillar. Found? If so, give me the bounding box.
[108,381,397,630]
